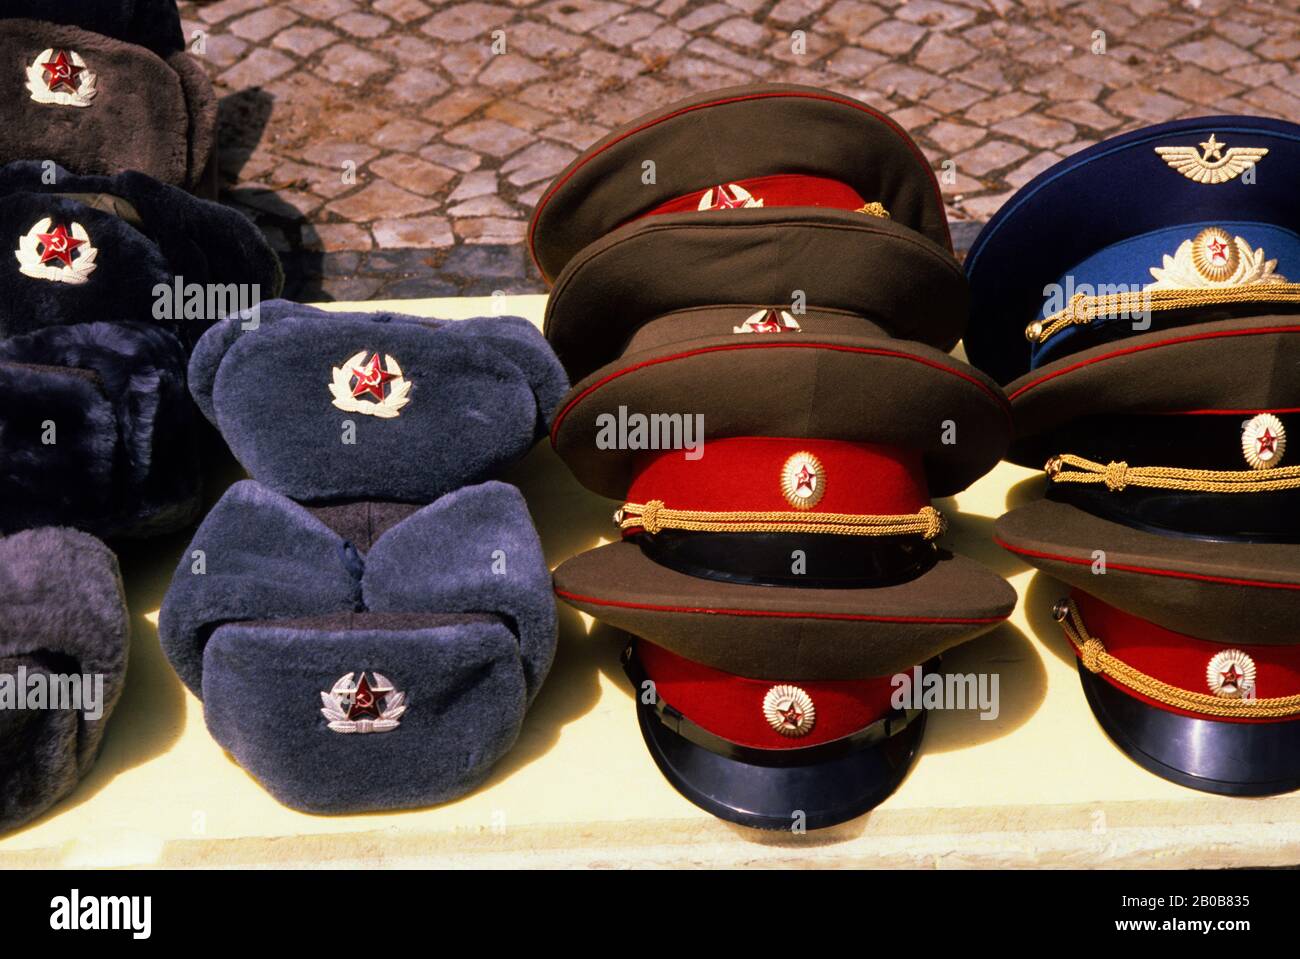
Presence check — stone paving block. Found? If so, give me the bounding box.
[273,26,336,58]
[302,223,374,252]
[914,31,978,72]
[419,145,483,173]
[677,3,735,31]
[228,7,299,42]
[370,155,457,196]
[825,46,888,78]
[337,12,393,38]
[443,119,535,156]
[993,113,1077,149]
[922,80,988,113]
[541,0,630,32]
[315,44,392,86]
[926,120,987,154]
[374,0,432,23]
[447,171,500,203]
[454,217,529,244]
[959,139,1029,177]
[1104,84,1191,124]
[384,68,450,105]
[330,180,439,220]
[423,2,517,42]
[1170,36,1258,71]
[1044,99,1121,132]
[501,141,580,186]
[424,89,496,127]
[712,18,772,48]
[373,216,456,249]
[594,11,665,45]
[964,91,1040,125]
[478,54,549,87]
[857,18,926,56]
[218,48,295,88]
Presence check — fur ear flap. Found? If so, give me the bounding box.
[0,321,200,538]
[0,526,128,833]
[1,1,184,56]
[442,316,570,435]
[364,481,558,701]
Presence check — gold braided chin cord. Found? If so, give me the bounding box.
[1046,452,1300,493]
[617,500,947,539]
[1055,598,1300,719]
[1025,283,1300,345]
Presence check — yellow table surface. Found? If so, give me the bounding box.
[5,294,1299,870]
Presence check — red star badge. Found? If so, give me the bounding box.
[346,673,385,721]
[1206,237,1229,262]
[795,463,816,493]
[778,703,803,728]
[1258,429,1277,455]
[708,184,747,210]
[751,310,782,333]
[42,50,83,94]
[36,223,84,268]
[1221,664,1243,688]
[350,352,396,401]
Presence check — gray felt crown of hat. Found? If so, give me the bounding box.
[0,527,128,833]
[158,479,557,813]
[189,300,569,503]
[0,15,216,192]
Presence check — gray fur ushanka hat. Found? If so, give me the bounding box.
[0,527,128,833]
[163,302,568,813]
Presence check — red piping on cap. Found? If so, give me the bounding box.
[997,536,1300,591]
[1009,325,1300,403]
[551,341,1011,445]
[528,89,952,281]
[555,587,1010,624]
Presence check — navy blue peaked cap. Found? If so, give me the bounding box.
[158,479,557,813]
[965,116,1300,384]
[189,301,568,503]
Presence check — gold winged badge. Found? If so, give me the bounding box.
[1153,133,1268,184]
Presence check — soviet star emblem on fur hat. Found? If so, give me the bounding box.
[1,1,217,194]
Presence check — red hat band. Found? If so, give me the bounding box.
[634,173,888,221]
[1059,590,1300,724]
[621,436,933,536]
[637,640,906,750]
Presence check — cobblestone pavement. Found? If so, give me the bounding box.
[179,0,1300,300]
